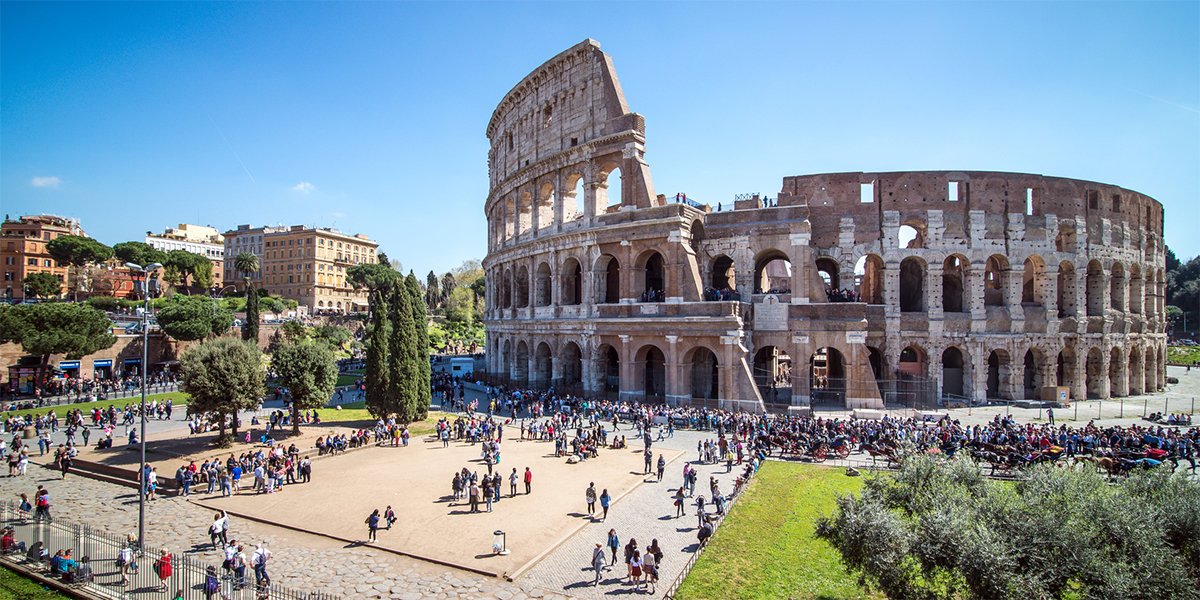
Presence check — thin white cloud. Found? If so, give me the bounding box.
[31,176,61,188]
[291,181,315,194]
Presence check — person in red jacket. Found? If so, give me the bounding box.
[523,466,532,494]
[154,549,173,591]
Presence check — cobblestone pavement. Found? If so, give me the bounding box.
[517,427,745,599]
[0,468,566,600]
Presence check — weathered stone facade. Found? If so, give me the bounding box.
[482,40,1167,412]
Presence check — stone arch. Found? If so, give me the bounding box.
[1085,346,1106,399]
[867,346,885,382]
[815,256,840,290]
[1057,261,1077,318]
[1108,346,1125,397]
[941,346,966,398]
[532,341,553,387]
[689,220,706,256]
[634,344,666,400]
[1055,223,1077,252]
[752,345,792,403]
[560,341,583,388]
[810,347,846,404]
[898,222,925,249]
[560,257,582,305]
[1022,347,1047,400]
[983,254,1009,307]
[635,249,666,301]
[515,265,530,308]
[596,254,621,304]
[501,339,512,377]
[1128,346,1143,396]
[942,254,969,313]
[562,172,585,223]
[1128,264,1143,315]
[518,189,533,235]
[1110,262,1126,312]
[1086,260,1105,317]
[501,268,513,309]
[899,256,926,312]
[503,195,516,240]
[597,162,623,212]
[987,349,1012,400]
[1144,345,1156,393]
[536,181,555,231]
[514,340,530,384]
[710,255,735,291]
[597,343,620,393]
[1056,346,1076,389]
[898,345,927,377]
[855,254,884,305]
[754,249,792,294]
[685,346,720,400]
[534,262,552,307]
[1021,255,1047,306]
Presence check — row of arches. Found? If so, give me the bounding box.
[493,250,668,309]
[488,166,625,249]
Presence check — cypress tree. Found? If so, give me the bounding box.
[243,286,260,343]
[406,272,432,420]
[364,286,393,418]
[388,279,419,422]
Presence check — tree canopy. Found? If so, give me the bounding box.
[112,241,167,268]
[156,294,233,341]
[233,252,259,279]
[3,302,117,386]
[180,337,264,444]
[348,262,429,423]
[1167,246,1199,335]
[46,235,113,267]
[271,339,337,436]
[163,249,214,292]
[22,272,63,299]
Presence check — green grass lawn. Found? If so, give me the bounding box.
[319,401,436,436]
[2,391,190,420]
[0,566,68,600]
[675,461,878,600]
[1167,345,1200,366]
[335,373,362,387]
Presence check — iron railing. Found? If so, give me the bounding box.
[2,383,183,412]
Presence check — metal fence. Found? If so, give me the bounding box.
[2,383,183,412]
[0,501,338,600]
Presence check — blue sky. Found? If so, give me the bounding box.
[3,1,1198,275]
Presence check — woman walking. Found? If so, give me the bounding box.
[599,488,611,521]
[153,548,173,592]
[384,506,396,530]
[585,483,597,517]
[629,549,643,588]
[365,509,380,542]
[642,547,657,592]
[606,529,620,566]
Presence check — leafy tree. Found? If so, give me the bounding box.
[440,272,456,307]
[244,286,260,343]
[387,277,418,421]
[311,324,351,350]
[157,294,233,341]
[233,252,259,281]
[85,295,120,311]
[112,241,166,268]
[271,339,337,436]
[445,286,476,326]
[46,235,114,300]
[164,249,213,292]
[348,262,400,419]
[425,270,440,310]
[179,337,264,444]
[405,272,432,420]
[817,455,1200,600]
[4,303,116,388]
[22,272,63,299]
[1166,245,1200,335]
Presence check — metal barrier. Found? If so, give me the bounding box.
[0,500,338,599]
[2,383,183,413]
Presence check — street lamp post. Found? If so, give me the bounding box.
[126,261,161,552]
[210,284,238,317]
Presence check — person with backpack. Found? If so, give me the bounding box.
[33,486,51,522]
[153,548,173,592]
[365,509,380,542]
[117,535,135,585]
[384,506,396,530]
[203,565,220,599]
[251,543,271,587]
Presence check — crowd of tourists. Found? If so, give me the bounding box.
[2,372,180,406]
[824,287,862,302]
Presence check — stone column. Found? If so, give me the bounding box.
[969,260,987,332]
[1007,263,1025,331]
[665,336,686,406]
[926,263,944,323]
[618,335,636,400]
[584,181,600,225]
[553,171,564,231]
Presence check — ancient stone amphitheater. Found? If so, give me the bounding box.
[481,40,1167,412]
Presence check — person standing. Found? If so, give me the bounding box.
[384,506,396,530]
[674,487,686,518]
[509,468,518,497]
[483,476,494,512]
[656,454,666,482]
[251,543,271,588]
[365,509,380,542]
[599,488,611,521]
[469,481,481,513]
[523,467,532,494]
[643,448,653,475]
[606,529,620,566]
[153,548,173,592]
[1047,406,1055,426]
[591,542,606,586]
[585,483,597,516]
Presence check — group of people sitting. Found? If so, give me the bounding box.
[825,287,862,302]
[1146,412,1194,426]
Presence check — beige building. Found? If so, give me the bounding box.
[145,223,226,290]
[260,225,378,313]
[223,224,283,290]
[1,214,85,301]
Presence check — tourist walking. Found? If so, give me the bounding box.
[674,487,686,518]
[606,529,620,566]
[591,543,606,586]
[656,454,666,482]
[153,548,173,592]
[524,467,532,494]
[509,468,518,496]
[585,482,597,516]
[384,506,396,529]
[365,509,380,542]
[599,488,611,521]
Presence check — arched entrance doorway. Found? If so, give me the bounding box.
[987,350,1011,400]
[637,345,666,400]
[560,342,582,389]
[687,347,719,401]
[752,346,791,403]
[941,347,965,398]
[533,342,552,388]
[810,347,846,406]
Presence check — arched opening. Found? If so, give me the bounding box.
[599,166,622,211]
[1085,347,1106,399]
[941,347,965,398]
[639,251,665,302]
[599,344,620,393]
[536,182,555,231]
[501,269,513,309]
[689,220,705,256]
[1023,349,1045,400]
[503,196,516,240]
[898,346,927,377]
[560,258,582,305]
[1086,260,1104,317]
[867,347,884,382]
[983,255,1008,307]
[515,265,530,308]
[942,255,968,313]
[899,257,925,312]
[810,347,846,405]
[1022,256,1046,306]
[1056,347,1077,389]
[1110,262,1126,312]
[1144,346,1156,393]
[1057,261,1077,318]
[1108,347,1124,396]
[815,257,840,291]
[1055,225,1076,252]
[1128,347,1143,395]
[518,190,533,235]
[855,254,884,305]
[687,347,720,400]
[533,342,553,387]
[898,224,924,249]
[752,346,791,403]
[596,254,620,304]
[754,251,791,294]
[514,340,530,384]
[987,350,1011,400]
[1128,265,1143,315]
[501,339,512,379]
[710,255,735,291]
[637,345,666,400]
[561,342,582,388]
[534,262,552,307]
[562,173,585,223]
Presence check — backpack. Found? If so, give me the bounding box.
[205,575,220,593]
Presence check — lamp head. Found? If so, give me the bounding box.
[124,262,143,271]
[146,263,163,272]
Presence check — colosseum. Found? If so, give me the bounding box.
[481,39,1168,412]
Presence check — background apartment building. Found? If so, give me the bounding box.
[144,223,225,290]
[261,225,378,313]
[1,215,85,302]
[223,224,282,290]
